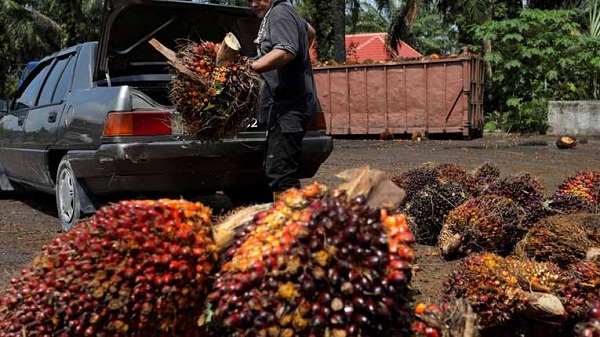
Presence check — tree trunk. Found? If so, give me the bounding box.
[332,0,346,63]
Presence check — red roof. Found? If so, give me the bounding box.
[310,32,422,62]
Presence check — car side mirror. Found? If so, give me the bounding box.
[0,98,8,114]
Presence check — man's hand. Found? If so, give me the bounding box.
[251,49,295,73]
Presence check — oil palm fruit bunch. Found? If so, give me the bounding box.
[484,173,545,225]
[545,193,595,216]
[392,163,440,203]
[411,299,479,337]
[169,39,260,139]
[444,253,566,329]
[575,301,600,337]
[435,163,477,193]
[404,181,469,245]
[555,170,600,205]
[472,163,501,184]
[467,163,501,196]
[444,253,526,328]
[0,199,218,337]
[438,195,526,259]
[514,214,594,267]
[562,262,600,318]
[207,184,416,337]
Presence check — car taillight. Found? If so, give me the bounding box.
[308,111,328,131]
[103,111,172,136]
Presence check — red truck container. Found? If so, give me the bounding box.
[313,54,485,138]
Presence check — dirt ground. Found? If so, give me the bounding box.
[1,132,599,316]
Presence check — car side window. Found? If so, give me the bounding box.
[12,62,52,111]
[38,55,71,106]
[52,56,76,103]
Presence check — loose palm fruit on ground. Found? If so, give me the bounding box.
[514,214,593,267]
[207,184,416,337]
[411,299,480,337]
[555,170,600,205]
[403,181,469,245]
[484,173,545,225]
[575,301,600,337]
[438,195,527,259]
[0,199,218,337]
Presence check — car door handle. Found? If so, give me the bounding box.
[48,111,57,123]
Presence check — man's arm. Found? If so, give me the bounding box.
[251,49,295,73]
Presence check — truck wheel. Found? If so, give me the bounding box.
[56,156,82,231]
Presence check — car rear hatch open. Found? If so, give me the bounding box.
[94,0,260,83]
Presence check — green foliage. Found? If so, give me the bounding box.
[404,3,460,55]
[475,8,600,133]
[0,0,102,96]
[345,2,388,33]
[297,1,335,61]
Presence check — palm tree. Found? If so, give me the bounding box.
[587,0,600,36]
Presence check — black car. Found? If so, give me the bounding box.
[0,0,333,230]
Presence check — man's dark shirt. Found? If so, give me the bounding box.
[256,0,317,133]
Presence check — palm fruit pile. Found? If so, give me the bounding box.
[554,170,600,206]
[438,195,526,259]
[444,253,566,329]
[206,183,416,337]
[575,301,600,337]
[411,300,480,337]
[169,39,260,139]
[484,173,545,225]
[403,181,469,245]
[514,214,593,267]
[0,199,218,337]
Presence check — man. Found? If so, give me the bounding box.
[248,0,318,200]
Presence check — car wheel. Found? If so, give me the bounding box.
[56,156,81,231]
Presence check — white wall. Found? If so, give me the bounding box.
[547,101,600,136]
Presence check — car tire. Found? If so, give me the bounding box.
[56,156,82,231]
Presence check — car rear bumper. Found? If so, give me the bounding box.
[67,131,333,194]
